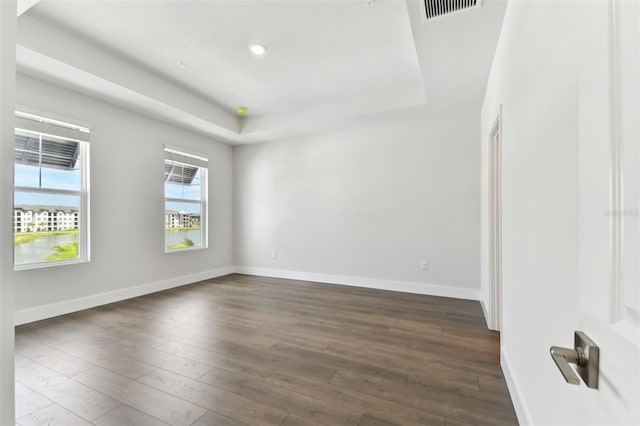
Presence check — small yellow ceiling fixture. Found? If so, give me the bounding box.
[236,106,248,116]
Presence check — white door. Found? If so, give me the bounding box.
[573,1,639,423]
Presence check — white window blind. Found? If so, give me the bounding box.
[15,112,90,143]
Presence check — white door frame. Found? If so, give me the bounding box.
[0,1,17,425]
[489,108,502,332]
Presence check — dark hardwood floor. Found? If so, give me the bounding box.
[14,274,518,426]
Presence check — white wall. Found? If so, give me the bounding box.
[480,2,608,424]
[0,2,17,424]
[13,75,234,322]
[234,115,481,299]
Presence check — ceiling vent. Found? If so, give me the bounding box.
[422,0,480,21]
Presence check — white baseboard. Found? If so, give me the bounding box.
[235,266,480,301]
[14,265,235,325]
[480,298,490,327]
[501,348,532,426]
[15,265,480,325]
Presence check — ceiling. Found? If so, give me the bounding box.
[15,0,507,144]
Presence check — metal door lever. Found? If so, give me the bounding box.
[550,346,585,384]
[550,331,599,389]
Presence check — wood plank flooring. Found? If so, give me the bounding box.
[14,274,518,426]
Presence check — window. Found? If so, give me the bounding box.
[164,147,207,251]
[13,111,90,269]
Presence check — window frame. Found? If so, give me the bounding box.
[164,146,208,253]
[13,111,90,270]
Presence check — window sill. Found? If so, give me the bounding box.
[164,245,207,254]
[15,257,89,271]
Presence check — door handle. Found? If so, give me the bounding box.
[550,331,599,389]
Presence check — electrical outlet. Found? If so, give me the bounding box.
[421,261,429,271]
[223,249,229,258]
[271,251,278,260]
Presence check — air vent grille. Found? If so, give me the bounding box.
[424,0,478,20]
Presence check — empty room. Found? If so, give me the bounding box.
[0,0,638,425]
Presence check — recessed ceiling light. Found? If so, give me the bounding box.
[249,43,267,56]
[236,106,248,116]
[177,61,186,69]
[365,0,375,6]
